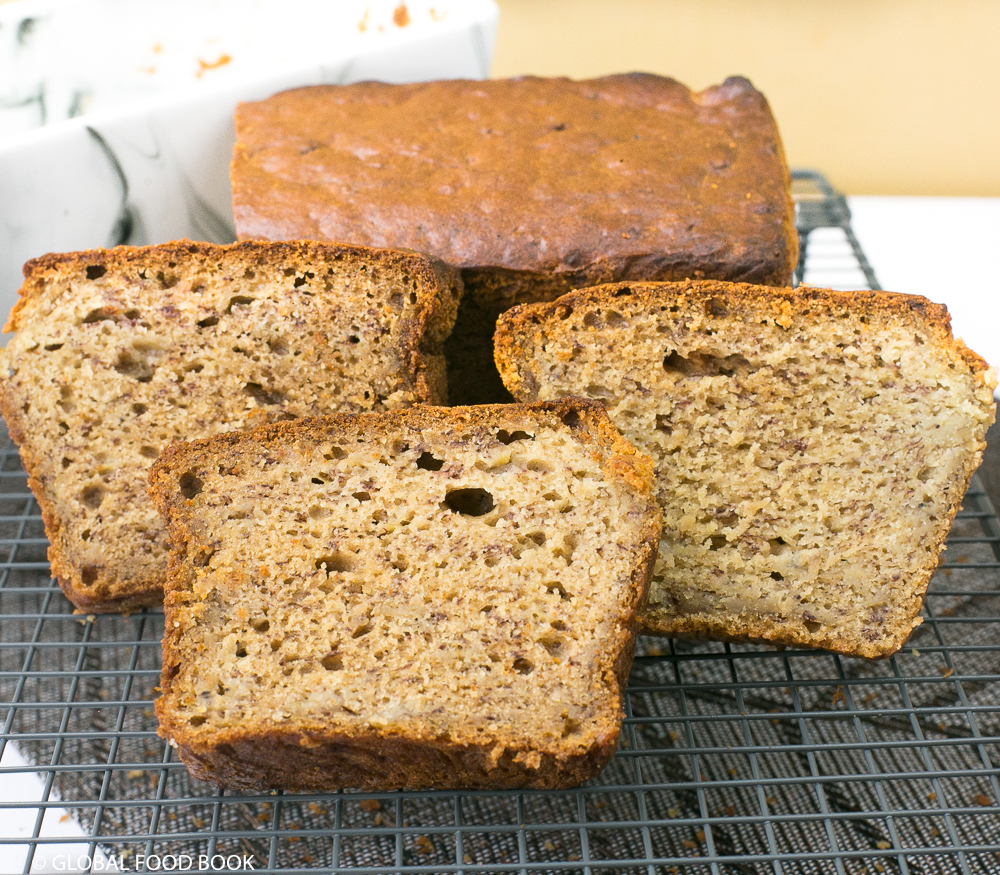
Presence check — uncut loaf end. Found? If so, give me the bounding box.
[0,240,460,613]
[495,280,997,659]
[232,74,797,404]
[149,401,661,792]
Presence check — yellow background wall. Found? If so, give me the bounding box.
[492,0,1000,196]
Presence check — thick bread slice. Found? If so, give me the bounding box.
[495,281,997,658]
[0,240,461,613]
[148,401,661,792]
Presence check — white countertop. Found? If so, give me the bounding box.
[847,196,1000,371]
[2,194,999,873]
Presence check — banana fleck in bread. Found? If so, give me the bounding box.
[231,74,797,403]
[0,240,460,613]
[495,281,997,658]
[148,401,661,792]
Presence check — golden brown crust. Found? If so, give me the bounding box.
[496,280,988,394]
[232,75,797,287]
[150,400,661,792]
[0,239,462,612]
[495,280,996,659]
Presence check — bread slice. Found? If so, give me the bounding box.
[0,240,461,613]
[148,401,661,792]
[495,281,997,658]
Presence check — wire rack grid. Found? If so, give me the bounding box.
[2,171,1000,875]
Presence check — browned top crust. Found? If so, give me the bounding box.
[9,238,459,341]
[496,280,995,397]
[231,74,798,292]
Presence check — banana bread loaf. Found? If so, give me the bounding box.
[495,281,997,658]
[231,74,797,403]
[149,401,661,791]
[0,240,460,613]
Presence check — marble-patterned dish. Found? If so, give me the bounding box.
[0,0,498,333]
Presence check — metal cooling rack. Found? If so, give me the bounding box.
[3,171,1000,875]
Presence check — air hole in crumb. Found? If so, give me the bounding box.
[917,466,936,482]
[132,403,147,415]
[527,459,553,473]
[113,350,155,382]
[546,581,572,600]
[311,476,327,485]
[80,529,91,542]
[553,533,578,565]
[707,535,727,551]
[391,557,409,572]
[768,537,788,556]
[538,632,564,657]
[562,717,582,737]
[584,382,614,400]
[348,335,360,344]
[80,484,105,509]
[308,505,331,520]
[243,383,284,405]
[513,657,534,675]
[81,566,99,586]
[44,343,64,351]
[85,265,107,280]
[268,337,289,355]
[655,414,673,435]
[560,409,581,429]
[139,446,159,460]
[179,472,203,499]
[321,653,343,671]
[804,620,822,634]
[83,307,116,324]
[188,715,207,727]
[61,457,72,469]
[226,295,255,313]
[192,548,214,568]
[251,618,270,633]
[353,492,371,502]
[316,552,354,574]
[235,643,247,658]
[444,488,494,517]
[770,571,784,581]
[351,623,372,639]
[416,451,444,471]
[197,315,219,328]
[497,429,532,445]
[324,447,346,460]
[484,555,500,568]
[663,350,751,378]
[156,271,179,289]
[123,309,140,320]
